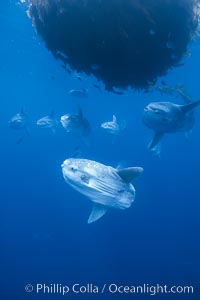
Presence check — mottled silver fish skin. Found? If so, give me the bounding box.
[62,159,141,210]
[62,157,143,224]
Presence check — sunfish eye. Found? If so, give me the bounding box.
[154,109,161,114]
[70,167,77,172]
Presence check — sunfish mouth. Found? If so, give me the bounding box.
[61,160,68,168]
[144,106,152,112]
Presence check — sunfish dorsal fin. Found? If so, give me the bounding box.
[117,167,143,182]
[88,203,108,224]
[112,115,117,123]
[181,100,200,114]
[20,106,26,116]
[50,109,55,118]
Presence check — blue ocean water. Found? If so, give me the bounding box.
[1,1,200,299]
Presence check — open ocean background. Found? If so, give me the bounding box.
[1,1,200,299]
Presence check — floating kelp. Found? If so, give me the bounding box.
[29,0,200,92]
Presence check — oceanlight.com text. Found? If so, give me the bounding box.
[25,283,195,296]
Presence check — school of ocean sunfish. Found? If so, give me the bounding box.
[9,83,200,223]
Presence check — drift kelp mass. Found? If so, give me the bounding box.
[28,0,200,91]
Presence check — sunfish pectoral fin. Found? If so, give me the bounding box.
[51,127,56,134]
[25,127,30,136]
[181,100,200,114]
[77,106,83,119]
[149,132,164,151]
[117,167,144,182]
[88,204,108,224]
[20,106,26,115]
[16,135,25,144]
[149,142,161,158]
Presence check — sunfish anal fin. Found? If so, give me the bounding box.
[117,167,143,182]
[77,106,83,119]
[149,132,164,150]
[51,127,56,134]
[88,203,108,224]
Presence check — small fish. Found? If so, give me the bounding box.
[91,64,100,71]
[113,90,124,95]
[149,29,156,36]
[143,100,200,154]
[62,158,143,223]
[60,107,91,138]
[68,88,88,98]
[110,87,124,95]
[37,110,58,133]
[56,50,69,61]
[93,84,101,89]
[101,115,126,135]
[72,146,82,158]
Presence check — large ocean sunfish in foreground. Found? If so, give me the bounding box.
[62,158,143,224]
[143,99,200,154]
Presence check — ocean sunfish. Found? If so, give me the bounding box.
[60,107,91,138]
[9,107,29,143]
[37,110,58,133]
[101,115,126,135]
[62,158,143,223]
[143,100,200,154]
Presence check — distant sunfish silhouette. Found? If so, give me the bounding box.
[60,107,91,138]
[68,88,88,98]
[143,99,200,154]
[62,158,143,223]
[37,110,58,133]
[9,107,28,130]
[101,115,126,135]
[8,107,29,143]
